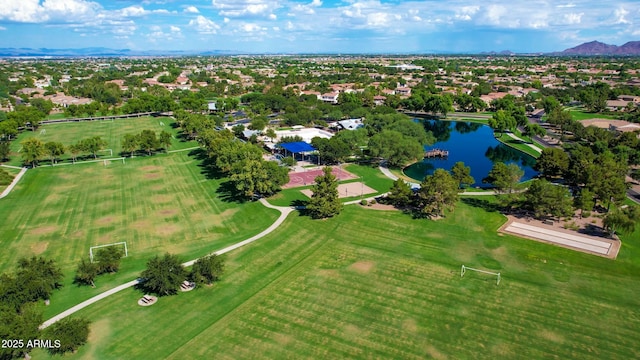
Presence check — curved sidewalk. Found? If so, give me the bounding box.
[41,199,294,329]
[0,166,28,199]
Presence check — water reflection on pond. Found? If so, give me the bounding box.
[404,120,538,187]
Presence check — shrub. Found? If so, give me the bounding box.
[360,199,368,206]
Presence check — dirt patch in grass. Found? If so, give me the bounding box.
[151,185,165,192]
[144,173,161,179]
[130,220,152,231]
[425,345,446,360]
[317,269,340,278]
[273,333,292,345]
[152,195,173,203]
[348,261,375,274]
[96,216,119,225]
[402,318,418,333]
[156,224,181,237]
[29,226,58,236]
[343,324,362,337]
[158,209,178,217]
[30,242,48,255]
[360,203,400,211]
[140,165,162,172]
[71,230,85,239]
[538,329,564,343]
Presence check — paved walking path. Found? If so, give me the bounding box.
[41,199,294,329]
[505,132,543,153]
[0,166,27,199]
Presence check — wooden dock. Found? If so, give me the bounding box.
[424,149,449,158]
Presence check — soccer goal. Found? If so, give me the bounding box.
[90,242,128,263]
[461,265,501,285]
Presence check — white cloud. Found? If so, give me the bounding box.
[242,23,264,32]
[189,15,220,34]
[614,7,629,24]
[184,6,199,14]
[0,26,6,30]
[557,3,576,8]
[455,6,479,21]
[119,6,147,17]
[170,25,181,32]
[212,0,278,18]
[0,0,100,23]
[563,12,583,25]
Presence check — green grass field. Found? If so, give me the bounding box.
[30,201,640,359]
[4,118,640,359]
[568,110,618,121]
[0,152,280,318]
[5,117,197,167]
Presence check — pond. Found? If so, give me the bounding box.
[403,120,538,187]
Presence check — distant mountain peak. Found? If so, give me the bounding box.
[561,40,640,55]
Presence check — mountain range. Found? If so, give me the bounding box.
[559,41,640,55]
[0,41,639,57]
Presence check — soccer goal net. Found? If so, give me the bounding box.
[89,242,128,263]
[461,265,501,285]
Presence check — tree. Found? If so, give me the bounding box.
[415,169,459,217]
[15,256,63,303]
[0,303,42,359]
[587,152,628,210]
[541,96,561,114]
[488,110,516,135]
[483,162,524,194]
[307,166,342,219]
[522,123,546,138]
[603,207,639,236]
[122,133,138,157]
[547,107,573,140]
[265,128,277,142]
[190,254,225,285]
[524,179,574,220]
[386,179,413,207]
[368,130,423,167]
[140,253,187,296]
[68,143,83,163]
[574,188,595,218]
[44,141,65,165]
[21,137,45,167]
[95,246,124,274]
[451,161,475,189]
[0,141,10,162]
[137,130,159,155]
[534,148,570,178]
[43,317,91,356]
[229,158,289,198]
[73,259,99,287]
[80,136,107,159]
[159,130,172,152]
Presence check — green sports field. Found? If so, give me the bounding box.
[6,116,195,167]
[28,201,640,359]
[2,119,639,359]
[0,151,280,318]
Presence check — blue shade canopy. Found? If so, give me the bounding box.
[278,142,316,153]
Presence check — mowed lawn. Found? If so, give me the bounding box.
[6,116,195,167]
[0,152,280,317]
[38,202,640,359]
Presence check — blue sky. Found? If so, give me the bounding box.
[1,0,639,53]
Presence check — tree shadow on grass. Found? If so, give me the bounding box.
[461,197,502,213]
[215,180,249,203]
